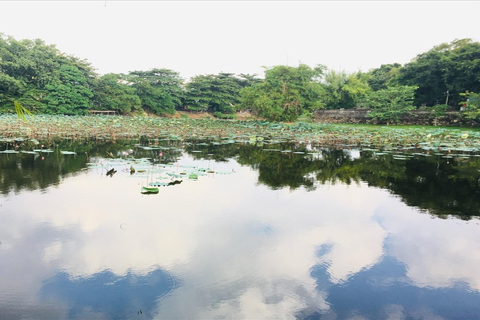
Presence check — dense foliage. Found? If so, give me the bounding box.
[184,73,258,117]
[365,86,417,124]
[398,39,480,108]
[320,70,370,109]
[461,91,480,120]
[128,68,184,113]
[240,64,325,121]
[91,73,141,113]
[2,32,480,124]
[0,34,95,115]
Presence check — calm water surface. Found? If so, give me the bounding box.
[1,140,480,319]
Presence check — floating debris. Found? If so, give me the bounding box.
[60,151,76,155]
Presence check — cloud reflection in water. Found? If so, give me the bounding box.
[0,155,479,319]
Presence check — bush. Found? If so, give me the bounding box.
[213,112,236,120]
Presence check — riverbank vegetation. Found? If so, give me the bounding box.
[1,33,480,124]
[1,115,480,154]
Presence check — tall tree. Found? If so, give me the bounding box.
[91,73,141,114]
[133,81,175,115]
[321,70,371,109]
[367,63,402,91]
[365,85,417,124]
[240,64,325,121]
[43,65,93,115]
[129,69,184,110]
[0,34,97,114]
[399,39,480,108]
[184,73,253,115]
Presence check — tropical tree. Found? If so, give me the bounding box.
[43,65,93,115]
[240,64,325,121]
[184,73,255,116]
[399,39,480,108]
[133,81,175,115]
[365,85,417,124]
[128,69,184,110]
[367,63,402,91]
[321,70,371,109]
[460,91,480,120]
[0,33,97,115]
[91,73,141,114]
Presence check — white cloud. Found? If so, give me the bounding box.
[0,155,391,318]
[2,152,479,318]
[379,201,480,291]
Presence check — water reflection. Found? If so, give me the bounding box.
[41,269,176,319]
[2,140,480,220]
[1,140,480,319]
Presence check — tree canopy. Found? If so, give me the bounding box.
[365,85,417,124]
[184,73,258,117]
[128,68,184,110]
[240,64,326,121]
[321,70,370,109]
[91,73,141,114]
[399,39,480,108]
[2,32,480,124]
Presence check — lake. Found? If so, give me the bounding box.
[1,138,480,319]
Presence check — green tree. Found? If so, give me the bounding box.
[321,70,371,109]
[0,72,24,112]
[399,39,480,108]
[185,73,252,115]
[0,33,97,115]
[129,69,184,110]
[133,81,175,115]
[237,73,262,87]
[43,65,93,115]
[367,63,402,91]
[365,85,417,124]
[460,91,480,120]
[240,64,325,121]
[91,73,141,114]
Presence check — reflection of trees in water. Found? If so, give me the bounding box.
[233,144,480,219]
[184,140,241,162]
[0,147,87,195]
[0,139,183,195]
[366,156,480,219]
[2,139,480,219]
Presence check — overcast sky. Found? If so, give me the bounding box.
[1,1,479,80]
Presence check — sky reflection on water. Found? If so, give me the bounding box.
[1,153,480,319]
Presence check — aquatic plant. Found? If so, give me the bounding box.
[1,115,479,155]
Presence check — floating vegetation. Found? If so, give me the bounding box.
[2,115,480,159]
[216,171,234,175]
[149,182,169,187]
[141,186,159,194]
[166,172,183,178]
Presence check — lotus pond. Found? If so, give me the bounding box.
[1,116,480,319]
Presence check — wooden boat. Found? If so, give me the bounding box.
[141,186,159,194]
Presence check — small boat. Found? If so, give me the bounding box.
[141,186,159,194]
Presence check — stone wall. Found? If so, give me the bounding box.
[313,109,478,126]
[313,109,369,124]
